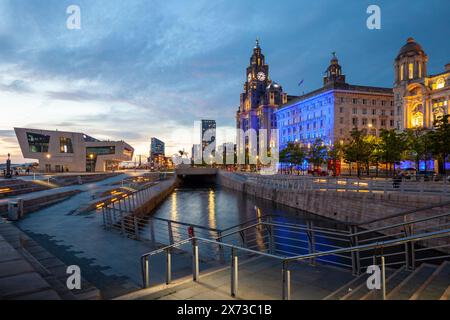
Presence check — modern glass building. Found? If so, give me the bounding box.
[14,128,134,172]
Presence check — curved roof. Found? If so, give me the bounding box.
[397,37,426,59]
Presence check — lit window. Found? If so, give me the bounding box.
[436,78,445,89]
[400,64,404,81]
[418,63,422,78]
[408,63,414,79]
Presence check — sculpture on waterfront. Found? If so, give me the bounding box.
[5,153,12,178]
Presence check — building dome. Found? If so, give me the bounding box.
[397,37,426,59]
[266,81,281,91]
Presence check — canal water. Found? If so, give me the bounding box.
[146,183,354,267]
[151,184,346,233]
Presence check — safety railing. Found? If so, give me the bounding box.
[248,174,450,195]
[140,227,450,300]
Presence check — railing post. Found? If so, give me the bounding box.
[381,256,386,301]
[307,221,316,266]
[134,216,140,240]
[231,248,238,297]
[166,249,172,284]
[349,225,360,275]
[282,261,291,300]
[168,221,174,245]
[149,219,155,244]
[120,210,125,235]
[217,231,225,263]
[144,256,150,288]
[192,239,199,281]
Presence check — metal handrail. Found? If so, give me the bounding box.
[140,224,450,299]
[356,200,450,227]
[285,228,450,262]
[350,211,450,237]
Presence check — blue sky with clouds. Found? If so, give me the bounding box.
[0,0,449,162]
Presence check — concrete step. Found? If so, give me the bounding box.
[410,261,450,300]
[387,264,437,300]
[440,285,450,300]
[323,273,372,300]
[341,268,398,300]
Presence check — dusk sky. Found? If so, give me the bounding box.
[0,0,449,163]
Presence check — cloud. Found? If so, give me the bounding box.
[0,0,449,162]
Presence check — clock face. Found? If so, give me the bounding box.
[247,73,252,82]
[257,72,266,81]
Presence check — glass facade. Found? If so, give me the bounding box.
[27,132,50,153]
[60,137,74,153]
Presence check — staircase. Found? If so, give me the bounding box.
[325,262,450,300]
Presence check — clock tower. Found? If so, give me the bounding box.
[236,39,287,166]
[240,39,270,112]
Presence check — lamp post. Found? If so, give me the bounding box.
[5,153,12,178]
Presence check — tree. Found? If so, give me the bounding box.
[428,114,450,175]
[342,128,373,177]
[378,129,406,176]
[279,142,307,174]
[365,134,381,176]
[403,128,431,172]
[328,141,344,176]
[308,138,328,170]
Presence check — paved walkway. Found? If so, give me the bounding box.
[0,232,61,300]
[10,173,199,298]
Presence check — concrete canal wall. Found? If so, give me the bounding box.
[217,171,450,252]
[133,177,179,217]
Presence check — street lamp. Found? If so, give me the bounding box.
[46,154,51,159]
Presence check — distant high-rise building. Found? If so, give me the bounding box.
[201,120,216,161]
[150,137,165,158]
[149,137,165,168]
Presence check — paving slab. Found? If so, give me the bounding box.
[0,272,51,299]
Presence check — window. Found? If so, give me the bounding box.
[339,107,344,113]
[418,63,422,78]
[352,98,358,104]
[362,108,367,115]
[400,64,404,81]
[372,99,377,105]
[372,119,377,126]
[340,97,344,103]
[381,101,386,106]
[27,132,50,153]
[390,110,394,116]
[372,109,376,115]
[381,119,386,126]
[60,137,73,153]
[408,63,414,79]
[436,78,445,89]
[390,120,395,127]
[352,118,358,126]
[381,110,386,116]
[352,108,357,115]
[362,118,368,125]
[362,99,367,105]
[339,117,344,124]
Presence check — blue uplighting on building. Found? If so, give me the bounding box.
[275,90,335,151]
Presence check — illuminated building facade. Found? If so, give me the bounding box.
[14,128,134,172]
[276,53,394,150]
[236,40,290,163]
[394,38,450,130]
